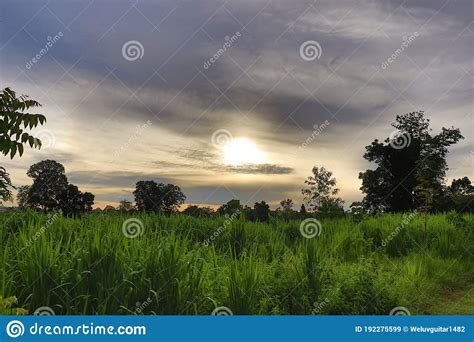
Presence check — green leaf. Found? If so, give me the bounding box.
[10,144,16,158]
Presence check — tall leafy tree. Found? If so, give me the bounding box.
[254,201,270,223]
[449,177,473,195]
[182,205,214,218]
[0,87,45,203]
[117,199,134,212]
[23,160,94,214]
[279,199,294,211]
[279,198,296,221]
[359,111,463,213]
[217,199,241,216]
[26,160,68,210]
[436,177,474,212]
[57,184,95,217]
[302,166,344,213]
[133,180,186,214]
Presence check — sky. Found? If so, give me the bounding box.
[0,0,472,209]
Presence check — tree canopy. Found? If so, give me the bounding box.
[0,87,46,203]
[302,166,344,215]
[359,111,463,213]
[20,160,95,215]
[133,180,186,214]
[27,160,68,211]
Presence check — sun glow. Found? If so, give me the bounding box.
[222,138,264,165]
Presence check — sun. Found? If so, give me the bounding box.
[222,138,264,165]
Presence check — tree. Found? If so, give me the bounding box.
[217,199,241,216]
[82,192,95,211]
[133,180,186,214]
[359,111,463,213]
[117,199,134,212]
[182,205,214,218]
[302,166,344,213]
[22,159,94,214]
[16,185,31,209]
[26,160,68,210]
[280,199,294,211]
[57,184,95,217]
[449,177,473,195]
[0,87,46,202]
[279,198,297,221]
[0,167,13,204]
[436,177,474,213]
[254,201,270,223]
[300,204,307,217]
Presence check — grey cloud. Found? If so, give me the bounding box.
[1,0,471,207]
[222,163,293,174]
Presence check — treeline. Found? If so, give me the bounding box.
[1,87,472,217]
[15,160,94,216]
[106,198,309,223]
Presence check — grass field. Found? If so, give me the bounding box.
[0,211,473,315]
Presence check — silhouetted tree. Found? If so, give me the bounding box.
[300,204,307,216]
[27,160,68,210]
[133,180,186,214]
[16,185,31,209]
[280,199,294,211]
[0,87,46,202]
[278,198,297,221]
[302,166,344,214]
[117,199,134,212]
[217,199,241,216]
[182,205,214,218]
[254,201,270,223]
[22,160,95,214]
[436,177,474,212]
[449,177,473,195]
[359,111,463,213]
[57,184,95,217]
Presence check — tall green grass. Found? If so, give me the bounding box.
[0,211,472,315]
